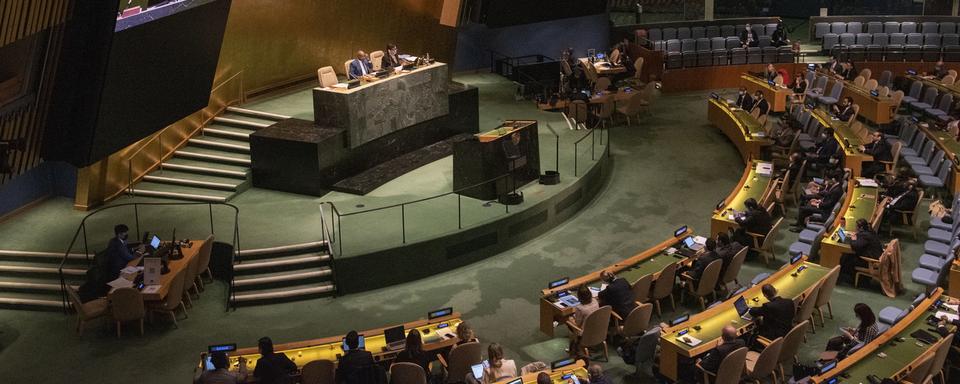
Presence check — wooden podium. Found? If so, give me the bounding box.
[453,120,540,200]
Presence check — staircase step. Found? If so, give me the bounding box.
[226,106,291,121]
[0,292,64,310]
[233,267,332,288]
[234,254,330,274]
[143,170,244,191]
[163,157,249,175]
[0,262,86,277]
[213,116,272,129]
[203,126,253,140]
[188,138,251,153]
[0,277,69,293]
[175,148,251,166]
[0,250,90,262]
[130,182,233,203]
[231,283,336,305]
[236,241,329,260]
[160,162,248,179]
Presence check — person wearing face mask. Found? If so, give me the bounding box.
[740,24,758,48]
[805,127,840,171]
[751,90,770,116]
[832,96,856,121]
[735,87,754,110]
[932,59,948,80]
[107,224,143,281]
[859,131,892,178]
[771,23,790,47]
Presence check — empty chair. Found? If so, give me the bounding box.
[619,303,654,339]
[847,22,862,34]
[818,81,844,106]
[922,21,939,33]
[776,321,810,380]
[648,28,662,42]
[631,273,652,304]
[762,47,777,63]
[744,337,783,384]
[878,70,893,87]
[765,23,778,36]
[813,266,842,326]
[943,34,960,46]
[666,52,682,69]
[650,263,677,317]
[890,32,907,45]
[146,268,188,327]
[815,23,830,38]
[369,50,384,71]
[681,38,696,53]
[866,22,883,34]
[682,51,698,67]
[439,342,482,384]
[923,44,942,62]
[730,48,747,65]
[873,32,889,46]
[902,21,917,34]
[907,33,924,45]
[795,283,822,334]
[719,247,748,291]
[901,81,923,105]
[840,33,856,47]
[633,327,661,377]
[864,78,878,90]
[677,27,691,40]
[942,22,957,34]
[925,93,953,120]
[692,26,706,39]
[317,66,338,88]
[696,37,711,51]
[848,47,866,62]
[924,33,942,46]
[822,33,839,52]
[831,22,846,34]
[67,285,108,336]
[758,35,771,48]
[303,360,336,384]
[109,287,145,338]
[944,45,960,61]
[706,25,720,38]
[663,27,677,40]
[778,46,794,63]
[725,36,741,49]
[721,25,735,37]
[681,259,722,309]
[712,40,729,65]
[905,44,923,61]
[389,362,426,384]
[666,39,681,53]
[747,47,762,63]
[884,21,900,34]
[855,33,872,46]
[910,87,939,111]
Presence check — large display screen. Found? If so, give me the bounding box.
[116,0,218,32]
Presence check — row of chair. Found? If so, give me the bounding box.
[814,21,959,39]
[648,23,779,43]
[66,234,215,338]
[664,46,794,69]
[875,292,955,384]
[652,34,786,53]
[913,194,960,291]
[890,118,954,193]
[900,79,956,123]
[830,44,960,64]
[822,32,960,50]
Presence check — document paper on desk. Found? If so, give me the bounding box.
[935,311,959,322]
[856,178,879,188]
[756,162,773,176]
[108,277,133,289]
[679,335,703,347]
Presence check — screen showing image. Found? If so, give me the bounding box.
[150,235,161,249]
[116,0,218,31]
[342,335,365,351]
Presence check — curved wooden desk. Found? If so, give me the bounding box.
[740,73,792,113]
[491,359,588,384]
[821,73,897,124]
[707,98,772,163]
[124,239,206,301]
[811,288,954,383]
[658,257,834,382]
[538,228,694,336]
[197,313,463,376]
[818,178,881,268]
[711,160,776,236]
[809,107,873,177]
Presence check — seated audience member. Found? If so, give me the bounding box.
[771,23,790,47]
[393,329,432,373]
[751,90,770,116]
[793,177,842,229]
[772,122,800,148]
[567,285,600,352]
[748,284,796,341]
[824,303,880,359]
[253,337,297,384]
[195,352,244,384]
[537,372,552,384]
[684,238,719,287]
[699,326,746,373]
[845,219,882,281]
[832,97,856,121]
[598,270,637,319]
[382,43,406,68]
[107,224,143,281]
[825,57,841,74]
[735,87,755,111]
[585,363,614,384]
[456,322,479,345]
[882,180,920,225]
[789,73,807,104]
[482,343,517,384]
[715,232,744,275]
[733,198,772,246]
[740,24,759,48]
[336,331,378,384]
[782,152,805,178]
[932,60,948,80]
[859,131,892,178]
[842,60,857,81]
[764,63,778,82]
[348,50,373,80]
[804,127,840,171]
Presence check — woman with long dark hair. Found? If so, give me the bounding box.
[825,303,880,358]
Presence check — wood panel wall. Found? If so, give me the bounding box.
[0,0,71,185]
[214,0,459,96]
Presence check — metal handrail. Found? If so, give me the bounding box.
[125,70,245,195]
[57,201,241,313]
[318,204,340,295]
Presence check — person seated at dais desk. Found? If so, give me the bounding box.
[823,303,880,360]
[393,329,433,374]
[748,284,796,341]
[715,232,745,284]
[794,176,843,229]
[804,127,840,172]
[764,63,778,83]
[585,364,614,384]
[932,59,948,80]
[107,224,144,281]
[536,372,551,384]
[846,219,883,281]
[382,43,407,69]
[348,50,374,80]
[682,238,719,287]
[882,179,920,225]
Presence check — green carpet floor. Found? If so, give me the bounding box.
[0,75,931,383]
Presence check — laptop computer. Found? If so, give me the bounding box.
[734,296,752,320]
[556,291,580,307]
[384,325,405,351]
[677,236,703,257]
[837,227,848,243]
[342,335,365,351]
[204,344,237,370]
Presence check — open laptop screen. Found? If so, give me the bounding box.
[735,296,750,317]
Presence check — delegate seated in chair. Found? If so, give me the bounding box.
[804,128,840,172]
[699,325,747,373]
[794,176,843,229]
[859,131,892,178]
[882,180,920,225]
[733,198,772,246]
[832,97,856,121]
[598,270,637,319]
[751,91,770,116]
[749,284,797,341]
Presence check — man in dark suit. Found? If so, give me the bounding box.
[832,97,856,121]
[106,224,141,281]
[883,180,920,225]
[794,177,842,228]
[860,131,892,178]
[715,232,745,281]
[598,270,637,318]
[253,337,297,384]
[735,87,754,111]
[382,43,405,69]
[700,325,746,373]
[335,331,380,384]
[748,284,796,341]
[739,24,759,48]
[348,51,373,80]
[734,198,772,246]
[805,127,840,172]
[686,238,719,282]
[845,219,883,280]
[751,91,770,116]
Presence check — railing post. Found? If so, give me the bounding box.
[134,204,140,239]
[457,194,462,229]
[574,142,579,177]
[400,205,406,244]
[209,204,215,235]
[592,129,596,161]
